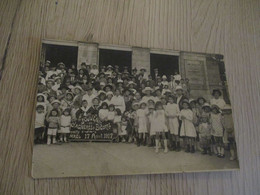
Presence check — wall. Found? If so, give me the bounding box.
[0,0,259,194]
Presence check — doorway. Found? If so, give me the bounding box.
[150,54,179,80]
[99,49,132,72]
[44,44,78,68]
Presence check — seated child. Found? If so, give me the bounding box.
[99,102,109,121]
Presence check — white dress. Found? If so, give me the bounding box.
[165,103,179,135]
[155,110,168,133]
[148,111,157,136]
[99,109,108,121]
[179,109,196,137]
[210,98,226,110]
[59,115,71,133]
[107,111,115,121]
[211,113,224,137]
[111,95,126,113]
[136,109,148,133]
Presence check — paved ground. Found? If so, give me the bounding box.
[32,142,239,178]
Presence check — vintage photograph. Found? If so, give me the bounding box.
[32,40,239,178]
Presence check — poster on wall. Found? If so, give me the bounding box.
[32,39,239,178]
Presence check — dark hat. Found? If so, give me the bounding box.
[212,89,222,96]
[181,99,190,106]
[132,68,137,71]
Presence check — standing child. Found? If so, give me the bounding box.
[165,95,180,151]
[179,100,197,153]
[99,102,109,121]
[198,114,212,155]
[190,99,200,151]
[59,108,71,142]
[154,102,169,153]
[46,109,60,145]
[210,105,225,158]
[107,104,115,122]
[136,101,148,146]
[119,116,128,142]
[113,108,122,142]
[34,104,46,144]
[222,105,237,160]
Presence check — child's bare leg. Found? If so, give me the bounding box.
[163,133,168,153]
[155,133,160,153]
[47,135,51,145]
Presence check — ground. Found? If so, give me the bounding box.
[32,142,239,178]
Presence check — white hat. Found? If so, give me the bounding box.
[98,90,106,95]
[202,103,211,108]
[73,86,83,93]
[128,81,136,86]
[107,65,113,69]
[51,100,61,105]
[132,101,139,106]
[163,89,171,94]
[68,85,74,89]
[117,79,123,83]
[142,87,153,93]
[100,82,106,86]
[129,88,137,94]
[46,60,51,64]
[106,91,114,96]
[175,86,183,91]
[162,75,167,79]
[189,99,196,103]
[154,86,161,91]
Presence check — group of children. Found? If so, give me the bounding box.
[35,60,237,161]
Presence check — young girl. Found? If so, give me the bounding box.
[59,108,71,142]
[179,100,197,153]
[99,102,109,121]
[107,104,115,122]
[165,95,180,151]
[153,102,168,153]
[34,104,46,144]
[136,101,148,146]
[190,99,200,151]
[210,105,225,158]
[222,105,237,160]
[46,109,60,145]
[198,114,212,155]
[113,108,122,142]
[119,116,128,143]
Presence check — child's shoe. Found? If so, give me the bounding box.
[52,138,57,144]
[191,145,195,153]
[47,137,51,145]
[122,138,126,143]
[201,148,207,155]
[185,145,190,153]
[176,142,181,152]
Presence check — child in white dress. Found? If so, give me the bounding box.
[107,104,115,121]
[165,95,180,151]
[136,101,148,146]
[119,116,128,142]
[59,108,71,142]
[198,114,212,155]
[154,102,168,153]
[210,105,225,158]
[113,108,122,141]
[179,100,197,153]
[99,102,109,121]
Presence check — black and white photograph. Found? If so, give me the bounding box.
[32,39,239,178]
